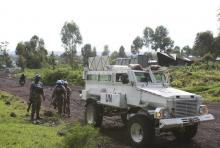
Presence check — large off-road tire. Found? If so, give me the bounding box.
[128,114,155,148]
[173,124,198,141]
[85,101,103,127]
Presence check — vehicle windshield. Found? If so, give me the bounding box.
[153,72,167,83]
[134,72,152,83]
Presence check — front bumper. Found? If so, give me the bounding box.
[159,114,215,129]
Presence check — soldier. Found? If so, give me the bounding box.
[63,81,72,117]
[51,80,66,117]
[19,73,26,86]
[29,74,45,121]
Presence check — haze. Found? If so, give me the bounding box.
[0,0,219,53]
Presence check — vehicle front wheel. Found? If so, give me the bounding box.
[128,114,155,148]
[173,124,198,141]
[85,102,103,127]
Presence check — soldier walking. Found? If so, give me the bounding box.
[19,73,26,86]
[51,80,67,117]
[29,74,45,122]
[63,81,72,117]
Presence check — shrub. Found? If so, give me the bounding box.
[18,65,84,86]
[169,62,220,102]
[62,123,111,148]
[42,68,84,86]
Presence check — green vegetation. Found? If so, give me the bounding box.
[62,124,111,148]
[17,65,84,86]
[0,91,110,148]
[0,91,63,148]
[15,35,48,70]
[170,63,220,102]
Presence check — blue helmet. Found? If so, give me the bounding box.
[56,80,63,85]
[63,81,68,85]
[61,80,65,85]
[34,74,41,82]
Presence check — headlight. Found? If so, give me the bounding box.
[154,112,161,119]
[154,108,170,119]
[199,105,208,115]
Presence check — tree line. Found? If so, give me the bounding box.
[0,9,220,69]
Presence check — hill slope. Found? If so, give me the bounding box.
[170,63,220,102]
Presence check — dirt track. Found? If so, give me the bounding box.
[0,74,220,148]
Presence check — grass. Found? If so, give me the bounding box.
[169,62,220,102]
[0,91,111,148]
[0,91,64,148]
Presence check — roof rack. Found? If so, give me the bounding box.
[88,56,110,71]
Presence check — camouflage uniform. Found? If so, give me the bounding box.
[63,86,71,117]
[29,81,45,120]
[52,84,66,116]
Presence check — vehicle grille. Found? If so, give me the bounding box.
[175,99,198,117]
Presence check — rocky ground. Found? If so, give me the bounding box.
[0,73,219,148]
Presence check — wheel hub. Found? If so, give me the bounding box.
[86,105,95,124]
[130,123,144,143]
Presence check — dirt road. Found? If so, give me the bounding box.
[0,75,219,148]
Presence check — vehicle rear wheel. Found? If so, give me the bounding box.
[128,114,154,148]
[85,102,103,127]
[173,124,198,141]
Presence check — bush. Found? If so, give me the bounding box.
[169,62,220,102]
[42,68,84,86]
[62,123,111,148]
[18,65,84,86]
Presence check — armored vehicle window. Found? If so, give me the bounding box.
[116,73,129,83]
[98,75,111,81]
[134,72,152,83]
[87,74,97,81]
[154,73,166,83]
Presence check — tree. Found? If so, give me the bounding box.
[81,44,93,66]
[15,35,48,69]
[102,45,110,56]
[131,36,144,55]
[118,46,127,58]
[213,36,220,57]
[3,50,12,67]
[110,51,119,64]
[17,56,26,71]
[218,9,220,35]
[48,51,56,70]
[61,21,82,69]
[0,41,12,68]
[151,25,174,52]
[193,31,214,57]
[92,47,97,57]
[144,52,154,60]
[143,27,154,48]
[182,45,193,57]
[167,46,181,57]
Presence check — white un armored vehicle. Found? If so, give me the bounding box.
[81,56,214,148]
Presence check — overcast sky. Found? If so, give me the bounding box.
[0,0,219,53]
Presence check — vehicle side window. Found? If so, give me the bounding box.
[154,73,166,83]
[135,72,152,83]
[87,74,97,81]
[116,73,129,84]
[98,75,111,82]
